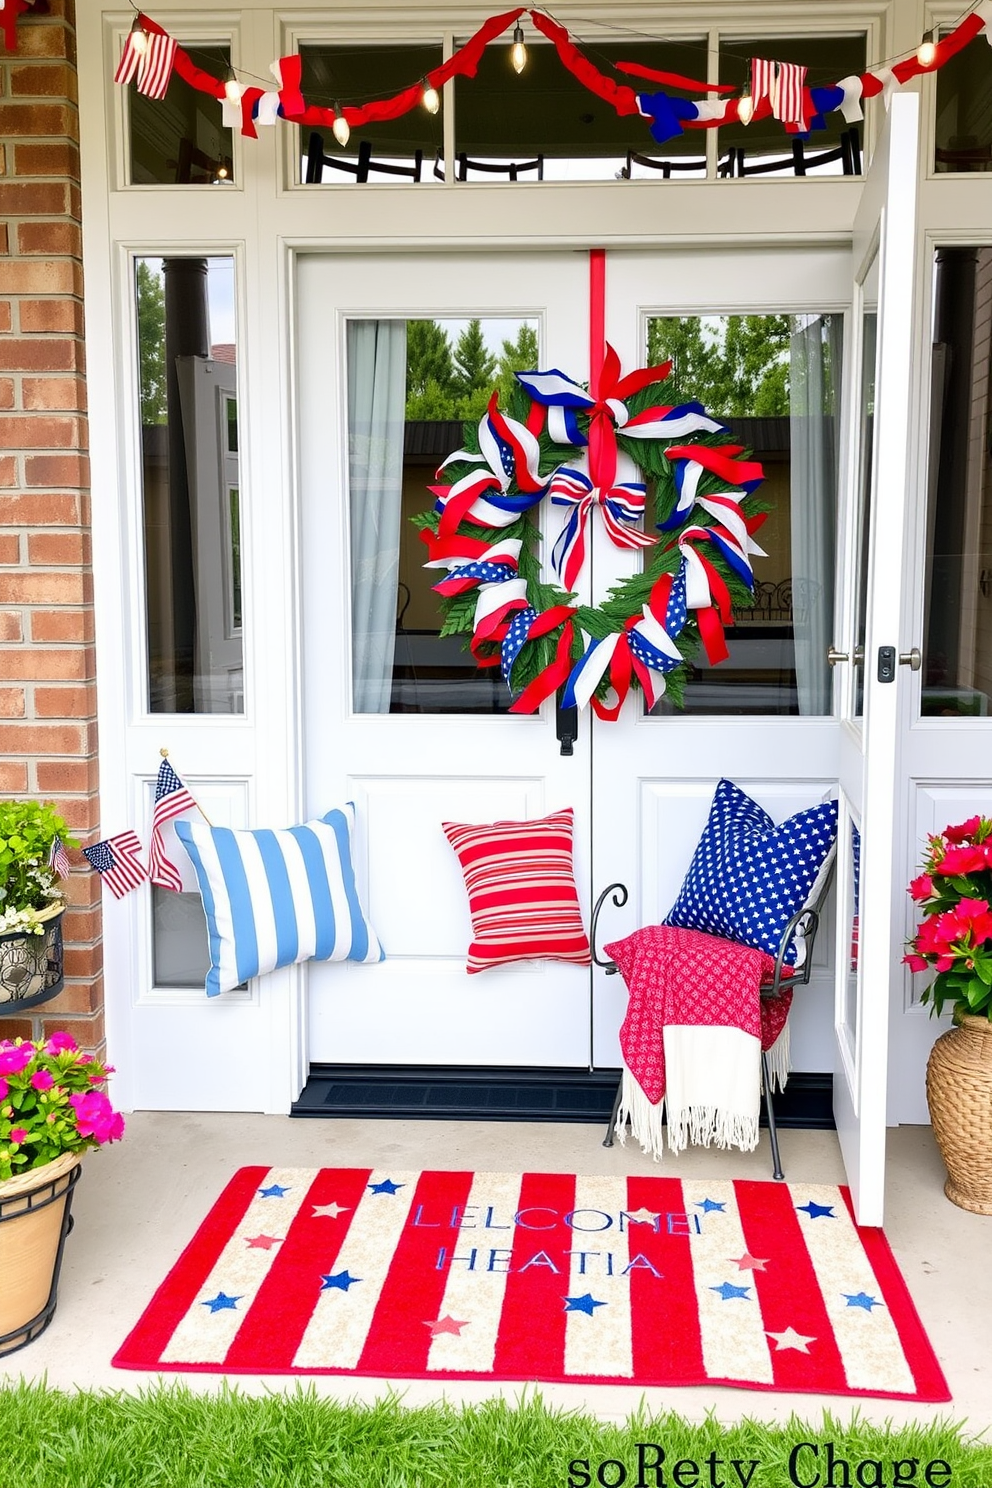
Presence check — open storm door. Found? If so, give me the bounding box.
[834,95,919,1225]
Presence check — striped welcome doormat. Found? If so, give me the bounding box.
[113,1168,949,1401]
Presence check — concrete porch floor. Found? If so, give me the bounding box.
[4,1114,990,1433]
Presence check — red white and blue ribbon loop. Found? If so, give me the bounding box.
[659,443,764,531]
[560,566,689,716]
[420,533,522,596]
[431,393,546,535]
[548,466,654,592]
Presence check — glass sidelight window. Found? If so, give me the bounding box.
[922,247,992,716]
[348,315,539,713]
[647,312,843,716]
[135,255,244,714]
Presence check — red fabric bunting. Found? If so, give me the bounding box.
[529,10,642,118]
[276,54,306,118]
[616,61,734,94]
[891,11,985,83]
[429,8,525,89]
[239,87,265,140]
[1,0,31,51]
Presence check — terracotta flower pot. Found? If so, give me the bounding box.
[0,1149,81,1356]
[925,1013,992,1215]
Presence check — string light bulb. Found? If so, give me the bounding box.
[129,15,149,56]
[917,29,937,67]
[332,105,351,147]
[737,62,754,125]
[510,23,528,74]
[422,81,441,114]
[223,65,242,105]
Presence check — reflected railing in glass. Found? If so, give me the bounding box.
[135,256,244,714]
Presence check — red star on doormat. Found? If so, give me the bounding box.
[729,1252,768,1271]
[424,1316,470,1337]
[244,1234,282,1250]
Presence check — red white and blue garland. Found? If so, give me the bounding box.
[109,5,992,150]
[414,345,767,719]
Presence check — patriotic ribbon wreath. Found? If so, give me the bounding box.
[414,347,768,720]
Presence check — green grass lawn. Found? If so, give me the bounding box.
[0,1383,989,1487]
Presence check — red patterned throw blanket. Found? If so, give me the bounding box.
[604,925,792,1161]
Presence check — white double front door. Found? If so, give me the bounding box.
[297,246,851,1076]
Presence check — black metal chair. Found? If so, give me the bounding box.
[305,132,423,184]
[591,876,829,1180]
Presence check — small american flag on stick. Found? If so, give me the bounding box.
[83,831,148,900]
[49,835,72,880]
[149,758,198,892]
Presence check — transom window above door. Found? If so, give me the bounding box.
[296,32,865,186]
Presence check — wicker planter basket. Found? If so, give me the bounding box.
[925,1014,992,1216]
[0,1149,81,1356]
[0,904,64,1013]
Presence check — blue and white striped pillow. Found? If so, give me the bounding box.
[175,805,384,997]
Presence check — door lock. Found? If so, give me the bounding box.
[877,645,896,683]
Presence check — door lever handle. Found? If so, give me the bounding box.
[827,647,848,667]
[899,647,922,671]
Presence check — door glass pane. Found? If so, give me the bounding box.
[718,34,865,178]
[136,256,244,713]
[935,31,992,173]
[348,316,539,713]
[454,38,707,182]
[128,45,235,185]
[152,887,210,987]
[853,257,878,719]
[299,44,443,183]
[647,312,843,716]
[922,247,992,717]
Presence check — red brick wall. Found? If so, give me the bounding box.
[0,0,103,1054]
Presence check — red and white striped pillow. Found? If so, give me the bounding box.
[442,807,591,974]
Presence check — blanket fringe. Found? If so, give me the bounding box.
[615,1066,666,1161]
[763,1021,791,1093]
[614,1020,792,1163]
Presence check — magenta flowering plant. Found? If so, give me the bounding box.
[904,815,992,1023]
[0,1032,124,1182]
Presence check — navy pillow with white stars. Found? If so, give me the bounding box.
[664,779,838,964]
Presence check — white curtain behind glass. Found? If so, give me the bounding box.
[790,315,841,716]
[347,320,407,713]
